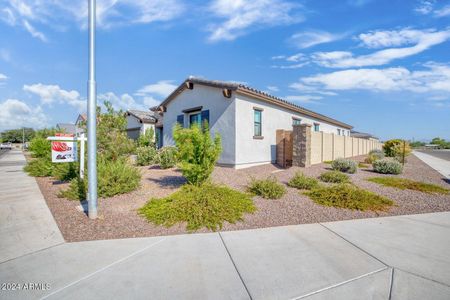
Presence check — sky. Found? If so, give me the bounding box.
[0,0,449,141]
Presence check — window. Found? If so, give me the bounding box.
[314,123,320,132]
[189,112,201,127]
[254,109,262,137]
[337,129,341,135]
[292,118,301,125]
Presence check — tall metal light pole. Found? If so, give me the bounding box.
[87,0,98,219]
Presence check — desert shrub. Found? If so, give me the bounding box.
[136,146,158,166]
[157,146,178,169]
[319,171,350,183]
[247,176,286,199]
[383,139,411,159]
[52,162,78,181]
[139,183,256,231]
[28,137,51,158]
[304,184,393,211]
[331,158,357,174]
[365,149,385,164]
[367,177,449,194]
[137,127,155,148]
[358,162,369,168]
[372,158,403,174]
[173,123,222,185]
[288,172,319,190]
[24,158,53,177]
[59,158,141,200]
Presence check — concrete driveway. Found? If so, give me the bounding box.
[1,150,450,299]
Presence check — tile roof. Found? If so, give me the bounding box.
[126,110,158,123]
[159,77,353,129]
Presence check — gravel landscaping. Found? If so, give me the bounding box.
[36,154,450,242]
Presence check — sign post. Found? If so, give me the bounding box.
[80,133,85,179]
[87,0,98,219]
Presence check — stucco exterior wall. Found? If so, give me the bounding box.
[126,115,155,140]
[162,85,236,165]
[234,93,350,167]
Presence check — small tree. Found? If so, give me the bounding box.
[173,122,221,185]
[383,139,411,159]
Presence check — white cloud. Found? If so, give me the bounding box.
[313,28,450,68]
[267,86,279,92]
[414,0,435,15]
[0,99,48,130]
[0,0,184,41]
[271,53,310,69]
[0,73,7,81]
[289,30,342,49]
[358,28,429,48]
[207,0,304,42]
[285,95,322,104]
[297,62,450,94]
[23,83,85,111]
[435,5,450,17]
[98,92,146,111]
[135,80,177,98]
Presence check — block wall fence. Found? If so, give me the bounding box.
[277,124,383,168]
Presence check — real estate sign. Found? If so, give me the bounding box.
[51,141,77,163]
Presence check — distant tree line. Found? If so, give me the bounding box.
[410,137,450,149]
[0,128,35,143]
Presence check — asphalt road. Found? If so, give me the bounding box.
[415,149,450,161]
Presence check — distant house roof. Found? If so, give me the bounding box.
[351,130,378,140]
[126,110,158,124]
[56,123,78,134]
[158,77,353,129]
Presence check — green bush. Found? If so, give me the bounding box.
[372,158,403,174]
[137,127,155,148]
[52,162,78,181]
[331,158,357,174]
[367,177,449,194]
[288,172,319,190]
[157,146,178,169]
[304,184,393,211]
[319,171,350,183]
[24,158,53,177]
[365,149,385,164]
[247,176,287,199]
[136,146,158,166]
[28,137,51,158]
[383,139,411,159]
[59,158,141,200]
[173,123,222,185]
[139,183,256,231]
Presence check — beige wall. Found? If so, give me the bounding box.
[310,132,382,165]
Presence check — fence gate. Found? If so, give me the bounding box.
[276,130,293,168]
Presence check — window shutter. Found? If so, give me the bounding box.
[176,114,184,127]
[201,110,210,128]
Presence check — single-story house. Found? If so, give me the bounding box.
[350,130,379,141]
[56,123,79,135]
[125,110,161,145]
[156,77,354,169]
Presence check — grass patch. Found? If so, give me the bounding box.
[358,162,369,168]
[304,184,393,211]
[367,177,449,195]
[288,172,319,190]
[139,183,256,231]
[247,176,287,199]
[319,171,350,183]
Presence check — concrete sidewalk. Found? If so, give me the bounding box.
[0,150,64,264]
[414,151,450,179]
[1,150,449,299]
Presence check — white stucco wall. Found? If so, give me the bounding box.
[234,93,350,167]
[126,115,155,140]
[162,85,236,165]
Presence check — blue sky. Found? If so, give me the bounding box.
[0,0,449,141]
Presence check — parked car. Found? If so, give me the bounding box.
[0,142,12,150]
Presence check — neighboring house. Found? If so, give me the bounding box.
[56,123,78,135]
[74,113,87,135]
[157,77,354,169]
[350,130,379,141]
[125,110,159,142]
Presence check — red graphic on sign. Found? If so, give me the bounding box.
[52,142,72,152]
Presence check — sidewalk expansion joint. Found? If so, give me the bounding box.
[0,242,65,266]
[388,267,394,300]
[39,238,166,300]
[291,267,389,300]
[319,223,390,268]
[218,232,253,300]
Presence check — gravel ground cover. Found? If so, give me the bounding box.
[35,154,450,242]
